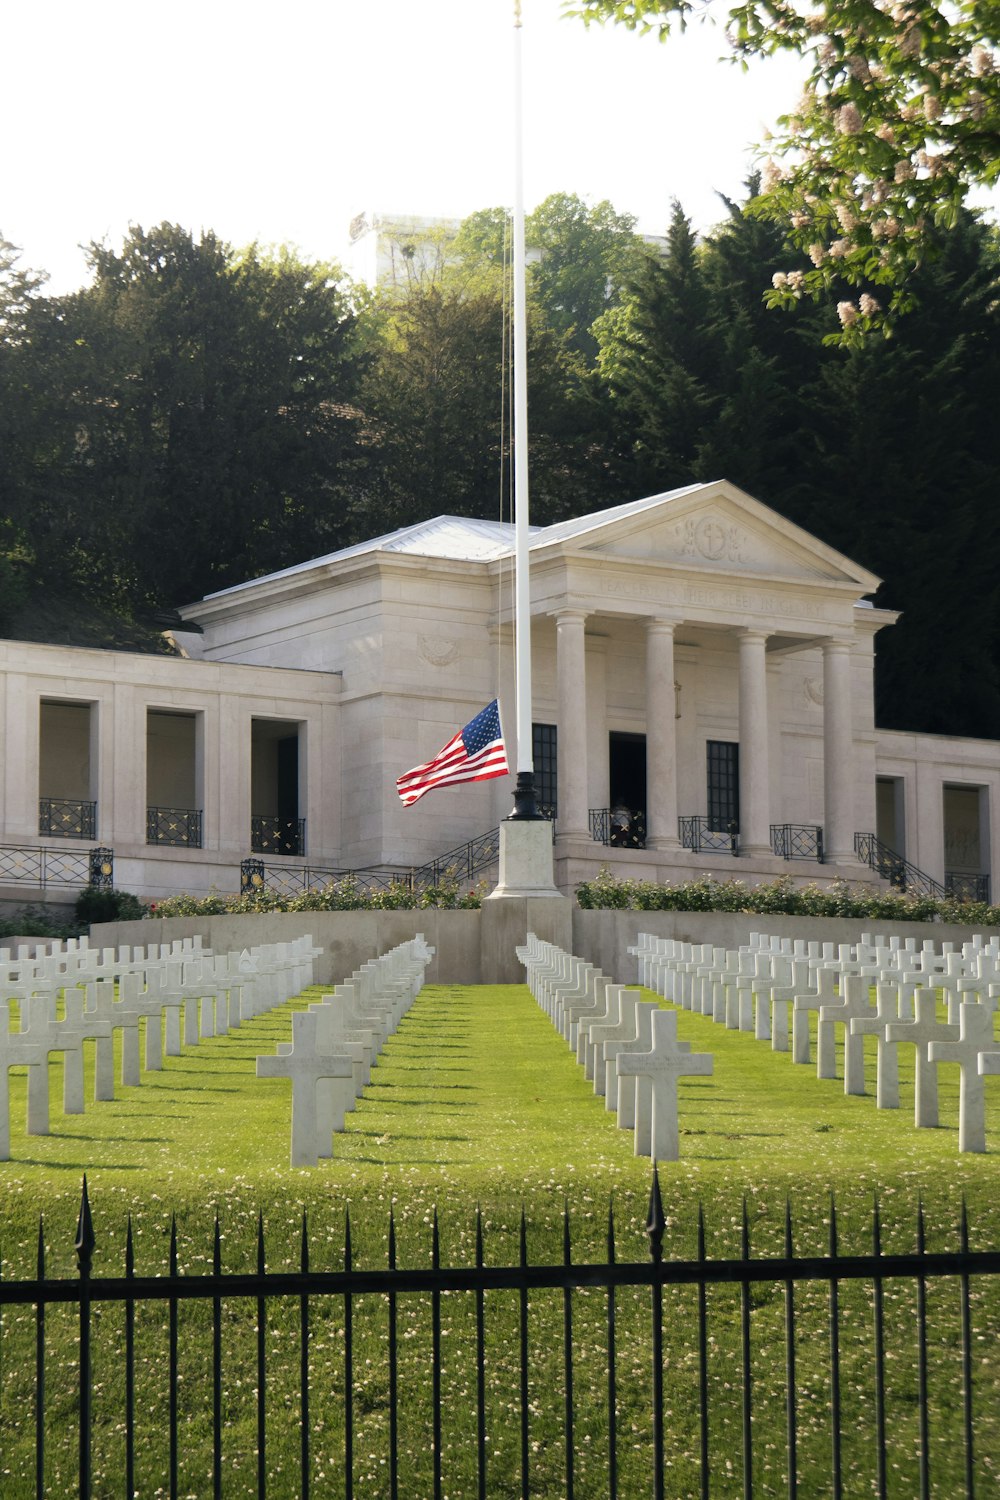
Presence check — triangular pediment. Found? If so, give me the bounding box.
[532,481,881,593]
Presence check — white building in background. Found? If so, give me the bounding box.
[344,210,669,290]
[0,480,994,904]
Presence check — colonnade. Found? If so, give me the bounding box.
[551,609,859,866]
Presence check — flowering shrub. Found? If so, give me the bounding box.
[575,869,1000,925]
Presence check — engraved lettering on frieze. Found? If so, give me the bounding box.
[681,584,823,620]
[603,579,674,604]
[419,636,460,667]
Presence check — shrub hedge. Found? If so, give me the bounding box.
[575,869,1000,926]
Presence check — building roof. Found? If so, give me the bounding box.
[198,486,709,604]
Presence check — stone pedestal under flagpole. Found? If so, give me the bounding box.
[483,819,571,983]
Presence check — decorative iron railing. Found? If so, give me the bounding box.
[590,807,647,849]
[240,824,508,900]
[854,832,947,898]
[946,871,992,903]
[0,844,113,892]
[38,797,97,840]
[250,815,305,858]
[678,815,739,856]
[3,1175,998,1499]
[770,823,824,862]
[146,807,203,848]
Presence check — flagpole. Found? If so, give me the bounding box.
[509,0,541,820]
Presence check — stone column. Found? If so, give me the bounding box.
[645,618,679,851]
[737,628,771,857]
[823,637,856,863]
[554,609,591,841]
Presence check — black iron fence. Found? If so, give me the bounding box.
[4,1176,998,1499]
[147,806,203,848]
[770,823,824,862]
[38,797,96,840]
[679,815,740,856]
[0,843,113,892]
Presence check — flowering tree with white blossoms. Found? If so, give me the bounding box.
[567,1,1000,336]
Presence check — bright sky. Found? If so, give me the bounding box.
[7,0,813,293]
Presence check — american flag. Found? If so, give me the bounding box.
[396,700,509,807]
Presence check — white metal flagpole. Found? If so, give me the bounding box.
[509,0,540,820]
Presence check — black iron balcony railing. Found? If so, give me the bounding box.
[146,807,203,848]
[38,797,97,840]
[945,871,992,903]
[250,815,305,858]
[590,807,647,849]
[678,815,739,856]
[770,823,824,862]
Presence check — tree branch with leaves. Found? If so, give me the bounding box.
[566,0,1000,335]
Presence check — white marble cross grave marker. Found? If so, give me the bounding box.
[849,982,901,1109]
[928,1002,995,1153]
[257,1009,356,1168]
[615,1007,713,1161]
[818,975,877,1093]
[0,999,45,1159]
[886,988,960,1129]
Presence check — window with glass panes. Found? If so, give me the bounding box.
[532,723,557,819]
[706,740,739,833]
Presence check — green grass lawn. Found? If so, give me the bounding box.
[2,981,999,1497]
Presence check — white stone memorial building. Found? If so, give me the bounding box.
[0,480,996,902]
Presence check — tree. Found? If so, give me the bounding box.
[567,1,1000,332]
[13,226,369,608]
[359,274,625,535]
[0,237,46,626]
[452,194,644,360]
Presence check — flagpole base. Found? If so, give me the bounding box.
[507,771,544,821]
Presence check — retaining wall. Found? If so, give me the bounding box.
[86,906,1000,989]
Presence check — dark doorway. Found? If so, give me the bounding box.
[251,719,304,856]
[609,732,646,844]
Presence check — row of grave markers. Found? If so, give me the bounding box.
[254,936,435,1167]
[516,934,712,1161]
[631,931,1000,1153]
[0,936,319,1159]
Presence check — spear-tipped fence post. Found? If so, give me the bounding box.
[75,1178,95,1500]
[646,1167,665,1500]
